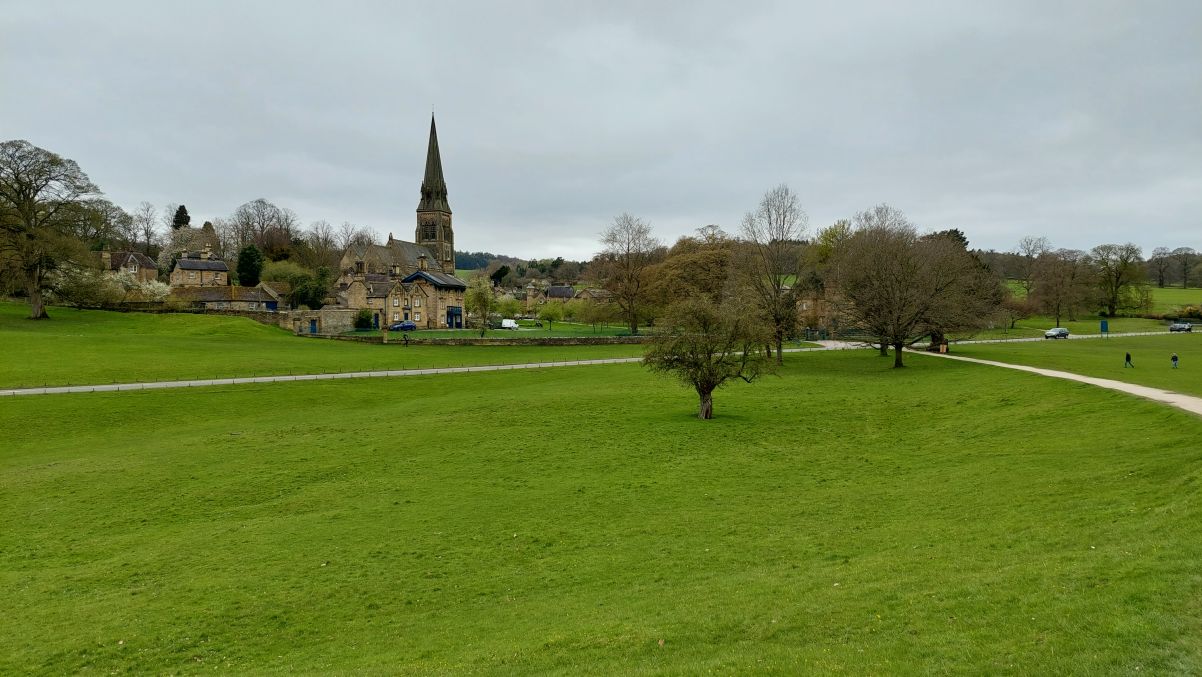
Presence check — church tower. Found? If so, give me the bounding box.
[415,115,455,273]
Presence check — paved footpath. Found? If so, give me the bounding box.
[0,357,646,397]
[915,350,1202,418]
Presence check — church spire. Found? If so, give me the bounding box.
[418,114,451,214]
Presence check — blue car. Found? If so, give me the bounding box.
[388,321,417,331]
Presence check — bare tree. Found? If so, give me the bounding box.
[1148,247,1172,288]
[645,295,770,419]
[160,203,179,232]
[736,184,807,364]
[1171,247,1197,289]
[1030,249,1093,327]
[1016,236,1051,297]
[1089,243,1145,317]
[829,204,1001,367]
[336,221,375,251]
[0,140,101,318]
[132,202,159,256]
[597,213,661,335]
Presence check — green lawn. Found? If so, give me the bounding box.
[0,302,645,388]
[3,351,1201,673]
[953,314,1167,341]
[953,332,1202,398]
[1146,286,1202,314]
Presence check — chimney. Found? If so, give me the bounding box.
[418,255,428,272]
[201,244,211,260]
[101,250,111,270]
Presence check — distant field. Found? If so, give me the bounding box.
[952,314,1166,341]
[0,302,644,388]
[1147,286,1202,314]
[953,332,1202,398]
[3,351,1201,673]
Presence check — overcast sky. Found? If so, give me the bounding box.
[3,0,1200,261]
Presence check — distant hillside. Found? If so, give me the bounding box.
[455,251,524,270]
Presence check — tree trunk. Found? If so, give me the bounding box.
[697,388,714,420]
[629,319,638,335]
[879,341,888,357]
[893,341,905,368]
[26,269,48,320]
[775,332,784,366]
[928,330,945,352]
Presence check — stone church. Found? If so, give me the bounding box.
[334,116,467,330]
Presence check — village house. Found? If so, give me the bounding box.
[171,283,282,311]
[98,250,158,283]
[169,246,229,288]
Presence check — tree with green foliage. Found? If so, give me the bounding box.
[353,308,373,330]
[496,295,522,320]
[644,295,770,420]
[465,275,497,336]
[489,264,510,287]
[0,140,101,319]
[537,302,563,330]
[236,244,264,287]
[172,205,191,230]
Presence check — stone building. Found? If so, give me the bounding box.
[98,250,158,284]
[332,115,466,329]
[169,246,229,287]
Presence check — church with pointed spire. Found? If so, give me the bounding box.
[334,115,467,329]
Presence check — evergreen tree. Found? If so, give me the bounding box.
[237,244,264,287]
[172,205,191,230]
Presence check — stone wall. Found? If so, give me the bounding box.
[297,333,649,346]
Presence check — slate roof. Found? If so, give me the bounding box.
[173,286,277,303]
[175,258,229,272]
[546,285,576,299]
[402,270,467,290]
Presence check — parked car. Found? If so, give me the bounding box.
[500,319,519,330]
[388,321,417,331]
[1170,322,1193,333]
[1044,327,1070,339]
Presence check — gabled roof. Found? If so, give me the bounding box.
[546,285,576,299]
[101,251,157,271]
[175,258,229,272]
[403,270,467,290]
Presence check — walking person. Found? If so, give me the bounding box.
[1172,352,1179,369]
[1125,352,1134,368]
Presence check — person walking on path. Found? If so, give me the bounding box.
[1125,352,1135,368]
[1172,352,1179,369]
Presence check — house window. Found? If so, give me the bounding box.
[249,302,257,310]
[415,298,421,308]
[189,271,196,280]
[129,264,138,273]
[393,297,399,306]
[415,312,421,322]
[393,312,399,321]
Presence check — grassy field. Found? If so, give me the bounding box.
[351,319,637,339]
[952,314,1167,341]
[1146,286,1202,314]
[0,302,645,388]
[3,351,1202,673]
[953,332,1202,398]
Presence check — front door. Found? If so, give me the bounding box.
[372,313,379,329]
[309,319,317,334]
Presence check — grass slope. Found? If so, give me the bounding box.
[954,333,1202,398]
[3,352,1201,673]
[0,302,643,388]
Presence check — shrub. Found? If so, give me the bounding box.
[353,308,374,330]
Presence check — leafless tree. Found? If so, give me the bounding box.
[160,203,179,232]
[132,202,159,255]
[1089,243,1145,316]
[1016,235,1051,297]
[1171,247,1197,289]
[298,219,341,270]
[336,221,375,251]
[1030,249,1093,327]
[828,204,1002,367]
[736,184,807,364]
[1148,247,1172,288]
[597,213,661,335]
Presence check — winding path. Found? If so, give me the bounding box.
[915,350,1202,417]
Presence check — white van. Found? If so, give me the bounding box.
[500,319,519,330]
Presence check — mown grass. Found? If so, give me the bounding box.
[952,314,1167,341]
[0,302,644,388]
[1146,286,1202,314]
[2,351,1201,673]
[954,332,1202,398]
